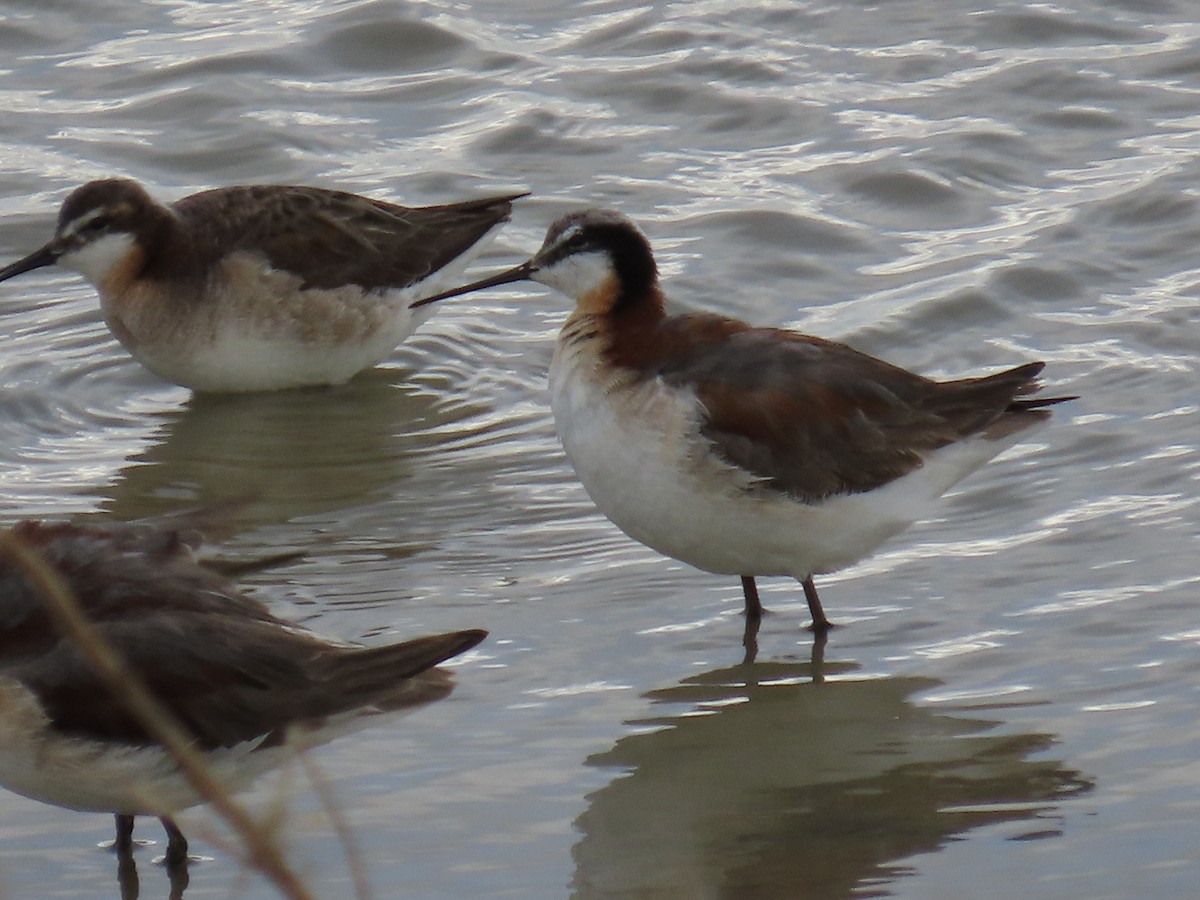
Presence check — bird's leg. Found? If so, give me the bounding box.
[113,814,135,856]
[801,574,832,633]
[160,817,189,868]
[741,575,764,619]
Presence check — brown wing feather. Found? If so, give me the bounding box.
[0,520,281,661]
[14,617,482,750]
[170,186,524,291]
[0,520,485,749]
[636,315,1051,502]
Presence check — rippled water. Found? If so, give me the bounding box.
[1,1,1198,897]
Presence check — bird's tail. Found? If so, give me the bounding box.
[320,628,488,709]
[973,361,1077,439]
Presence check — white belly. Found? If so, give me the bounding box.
[549,343,1033,579]
[0,678,283,814]
[99,225,502,393]
[0,676,406,815]
[131,287,436,393]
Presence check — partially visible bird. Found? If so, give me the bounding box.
[0,516,486,865]
[0,178,525,391]
[412,208,1073,636]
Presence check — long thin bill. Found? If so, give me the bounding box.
[410,260,535,309]
[0,243,58,283]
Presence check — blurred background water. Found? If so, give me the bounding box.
[0,0,1198,897]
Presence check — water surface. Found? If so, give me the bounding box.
[0,1,1198,897]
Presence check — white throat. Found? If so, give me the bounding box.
[533,250,613,303]
[58,232,137,286]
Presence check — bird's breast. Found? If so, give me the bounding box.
[95,250,432,390]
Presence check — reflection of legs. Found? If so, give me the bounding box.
[801,575,831,633]
[741,607,760,665]
[168,850,191,900]
[743,602,829,670]
[161,816,189,867]
[741,576,763,665]
[740,576,763,619]
[114,814,139,900]
[117,851,139,900]
[809,629,828,684]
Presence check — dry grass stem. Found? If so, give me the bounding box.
[298,750,373,900]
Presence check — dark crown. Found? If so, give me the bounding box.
[541,209,658,297]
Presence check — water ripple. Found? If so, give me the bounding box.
[1,0,1199,896]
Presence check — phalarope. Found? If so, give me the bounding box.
[413,208,1073,635]
[0,178,524,391]
[0,516,485,864]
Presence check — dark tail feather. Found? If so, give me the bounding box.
[368,628,488,680]
[937,361,1075,439]
[201,549,306,578]
[980,361,1076,439]
[1009,393,1078,412]
[416,193,528,278]
[323,629,488,700]
[995,361,1078,411]
[438,191,530,216]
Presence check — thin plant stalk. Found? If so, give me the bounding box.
[298,751,372,900]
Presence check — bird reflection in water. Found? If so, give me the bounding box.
[100,369,456,525]
[573,651,1091,898]
[117,846,188,900]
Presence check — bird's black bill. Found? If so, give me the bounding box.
[410,260,535,309]
[0,243,58,283]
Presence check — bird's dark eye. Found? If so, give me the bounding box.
[81,214,111,234]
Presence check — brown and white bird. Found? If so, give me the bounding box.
[412,208,1073,634]
[0,516,486,865]
[0,179,525,391]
